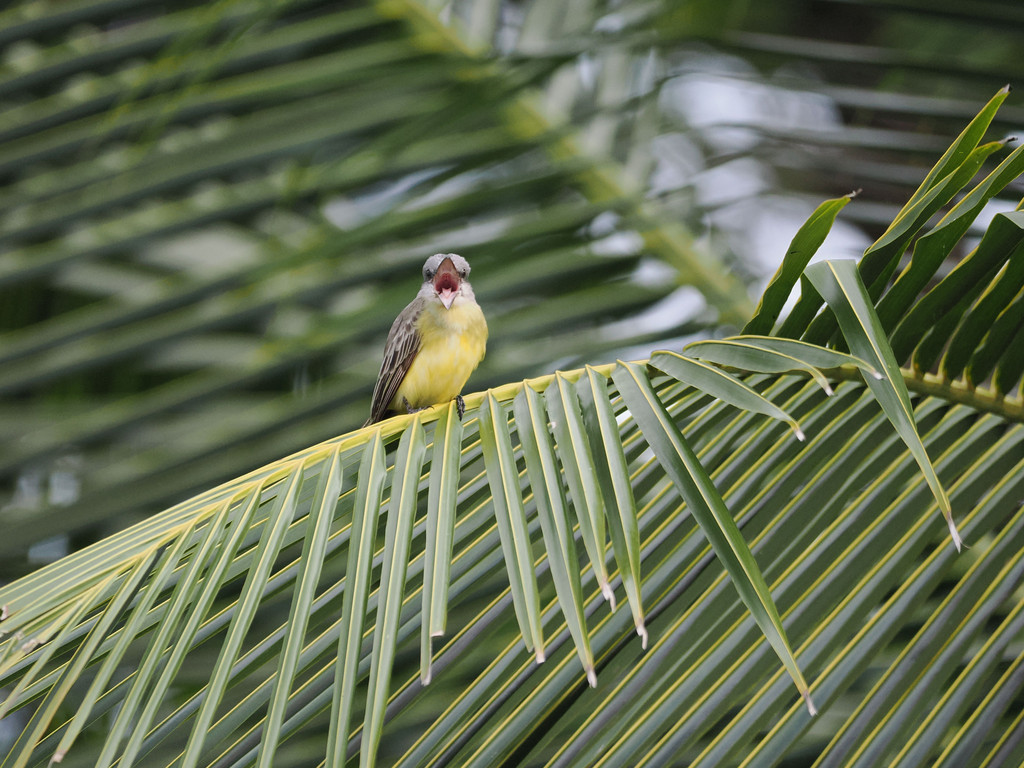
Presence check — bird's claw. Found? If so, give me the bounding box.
[402,397,425,415]
[403,396,465,419]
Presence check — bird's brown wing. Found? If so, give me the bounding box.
[365,297,424,426]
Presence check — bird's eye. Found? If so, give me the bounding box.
[458,269,467,277]
[425,269,434,280]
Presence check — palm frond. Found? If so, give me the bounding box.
[7,88,1019,756]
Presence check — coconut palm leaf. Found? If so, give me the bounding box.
[4,88,1023,765]
[0,353,851,765]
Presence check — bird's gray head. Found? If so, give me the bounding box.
[422,253,470,281]
[421,253,473,310]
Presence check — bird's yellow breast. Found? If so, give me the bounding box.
[391,298,487,413]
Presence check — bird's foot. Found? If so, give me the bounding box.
[456,395,465,420]
[402,397,426,415]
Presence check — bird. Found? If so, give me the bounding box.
[364,253,487,426]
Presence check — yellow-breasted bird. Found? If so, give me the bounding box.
[364,253,487,426]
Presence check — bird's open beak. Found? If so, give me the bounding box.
[433,257,461,310]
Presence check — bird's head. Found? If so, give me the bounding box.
[422,253,472,310]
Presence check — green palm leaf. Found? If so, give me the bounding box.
[0,273,980,765]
